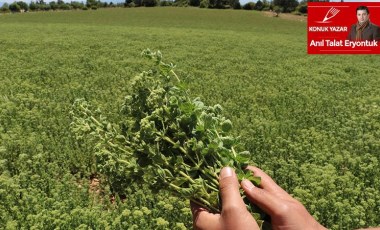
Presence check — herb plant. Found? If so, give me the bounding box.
[70,49,266,227]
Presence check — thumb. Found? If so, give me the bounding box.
[219,167,246,212]
[219,168,260,230]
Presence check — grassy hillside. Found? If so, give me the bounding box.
[0,8,379,229]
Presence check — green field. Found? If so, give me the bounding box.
[1,8,380,229]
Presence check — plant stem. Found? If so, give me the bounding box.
[170,69,180,82]
[162,136,197,166]
[178,171,196,184]
[202,172,219,187]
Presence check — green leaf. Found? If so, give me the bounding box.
[237,170,261,186]
[221,119,232,132]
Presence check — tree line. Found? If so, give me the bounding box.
[0,0,319,14]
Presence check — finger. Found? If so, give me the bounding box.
[219,167,246,212]
[190,201,220,230]
[246,166,288,196]
[241,179,289,217]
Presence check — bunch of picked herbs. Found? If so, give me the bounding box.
[71,49,266,227]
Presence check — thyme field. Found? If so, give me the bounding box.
[1,8,380,229]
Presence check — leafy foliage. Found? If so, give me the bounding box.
[71,49,265,222]
[8,2,21,12]
[273,0,298,12]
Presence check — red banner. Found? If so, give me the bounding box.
[308,2,380,54]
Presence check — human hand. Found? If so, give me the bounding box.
[241,166,327,230]
[191,167,260,230]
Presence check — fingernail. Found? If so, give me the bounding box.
[241,179,255,190]
[220,167,233,179]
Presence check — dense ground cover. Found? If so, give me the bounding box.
[1,8,380,229]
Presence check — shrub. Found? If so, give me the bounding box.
[49,2,58,10]
[17,1,29,11]
[233,2,241,9]
[142,0,158,7]
[0,3,10,12]
[262,6,270,11]
[199,0,208,8]
[173,0,188,7]
[40,4,51,10]
[59,3,71,10]
[273,0,298,13]
[133,0,142,7]
[242,2,254,10]
[189,0,200,6]
[160,0,172,6]
[273,5,282,16]
[253,0,263,11]
[29,2,38,11]
[124,0,132,7]
[9,2,21,12]
[71,1,85,9]
[296,3,307,14]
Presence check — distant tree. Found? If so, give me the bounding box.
[133,0,142,6]
[243,1,254,10]
[70,1,85,9]
[269,3,273,11]
[253,0,263,10]
[208,0,223,8]
[0,3,10,12]
[262,0,269,8]
[49,1,58,10]
[17,1,29,11]
[208,0,215,7]
[59,3,71,9]
[33,0,49,10]
[199,0,208,8]
[173,0,187,6]
[29,1,38,10]
[296,3,307,14]
[189,0,200,7]
[273,0,298,12]
[273,5,281,15]
[232,0,241,9]
[42,4,51,10]
[229,0,240,9]
[9,2,21,12]
[160,0,172,6]
[124,0,133,6]
[86,0,100,8]
[142,0,157,7]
